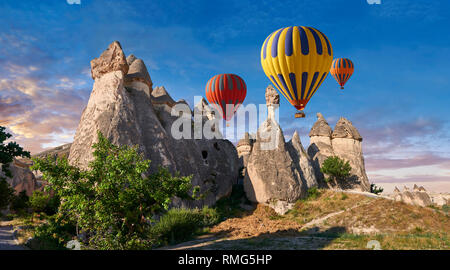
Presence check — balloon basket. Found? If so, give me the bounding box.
[295,111,306,118]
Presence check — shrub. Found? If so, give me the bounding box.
[32,132,196,250]
[370,183,384,195]
[320,156,352,186]
[150,207,219,246]
[32,214,77,250]
[306,187,321,200]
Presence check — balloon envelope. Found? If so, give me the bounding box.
[330,58,354,89]
[260,26,333,111]
[205,74,247,121]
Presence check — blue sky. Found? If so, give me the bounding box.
[1,0,450,192]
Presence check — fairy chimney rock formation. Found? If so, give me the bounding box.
[242,86,317,214]
[68,41,239,208]
[125,54,153,97]
[308,113,370,191]
[393,185,433,207]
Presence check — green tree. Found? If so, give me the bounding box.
[320,156,352,186]
[29,190,50,215]
[0,126,31,210]
[32,132,196,249]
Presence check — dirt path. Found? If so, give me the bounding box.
[0,225,25,250]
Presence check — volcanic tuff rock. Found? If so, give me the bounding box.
[242,86,317,214]
[125,54,153,96]
[0,159,40,197]
[393,185,433,207]
[308,113,370,192]
[68,41,239,208]
[90,41,129,80]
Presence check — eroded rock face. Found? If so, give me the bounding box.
[308,113,335,187]
[69,41,239,208]
[243,86,317,214]
[307,113,370,191]
[90,41,129,80]
[125,54,152,96]
[1,159,39,197]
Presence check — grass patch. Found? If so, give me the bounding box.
[285,190,372,226]
[150,207,220,246]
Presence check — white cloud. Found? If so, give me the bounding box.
[67,0,81,5]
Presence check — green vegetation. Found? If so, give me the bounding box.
[11,191,29,214]
[370,183,384,195]
[31,132,198,250]
[214,184,249,220]
[320,156,351,186]
[306,187,321,200]
[30,214,77,250]
[29,191,50,217]
[0,126,31,210]
[150,207,220,246]
[0,177,14,211]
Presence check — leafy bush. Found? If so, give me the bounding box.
[320,156,352,186]
[29,191,50,214]
[32,214,77,250]
[150,207,220,246]
[11,190,29,214]
[370,183,384,195]
[32,132,196,250]
[0,126,30,210]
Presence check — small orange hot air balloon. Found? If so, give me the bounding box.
[330,58,354,90]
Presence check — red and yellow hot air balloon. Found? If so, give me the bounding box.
[330,58,354,90]
[205,74,247,121]
[261,26,333,118]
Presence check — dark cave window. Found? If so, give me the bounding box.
[213,142,220,151]
[202,150,208,159]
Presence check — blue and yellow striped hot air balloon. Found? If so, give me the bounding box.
[261,26,333,118]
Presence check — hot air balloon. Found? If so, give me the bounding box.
[330,58,354,90]
[205,73,247,121]
[261,26,333,118]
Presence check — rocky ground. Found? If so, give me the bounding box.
[161,190,449,250]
